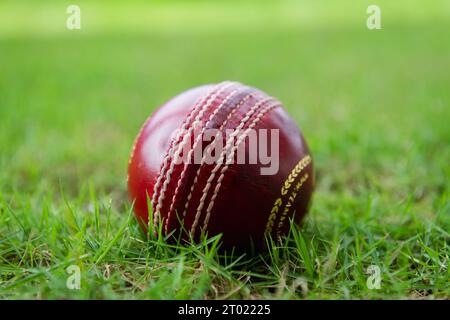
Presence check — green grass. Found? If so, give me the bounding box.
[0,0,449,299]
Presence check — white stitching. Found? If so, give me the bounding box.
[202,102,281,230]
[180,92,255,222]
[163,87,248,233]
[190,96,275,235]
[153,81,237,228]
[150,85,217,226]
[151,82,230,228]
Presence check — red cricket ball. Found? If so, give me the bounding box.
[127,81,314,250]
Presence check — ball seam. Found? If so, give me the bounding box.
[202,101,282,231]
[190,96,276,236]
[163,86,247,233]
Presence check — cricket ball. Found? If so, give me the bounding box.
[128,81,314,250]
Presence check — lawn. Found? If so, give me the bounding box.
[0,0,449,299]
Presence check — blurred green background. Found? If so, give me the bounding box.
[1,0,449,198]
[0,0,449,299]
